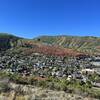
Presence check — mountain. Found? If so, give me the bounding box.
[34,35,100,55]
[0,33,100,56]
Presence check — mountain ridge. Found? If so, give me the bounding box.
[0,33,100,56]
[34,35,100,55]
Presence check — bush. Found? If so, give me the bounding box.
[37,80,48,88]
[0,83,11,92]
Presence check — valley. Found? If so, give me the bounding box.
[0,33,100,100]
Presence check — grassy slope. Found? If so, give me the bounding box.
[34,35,100,55]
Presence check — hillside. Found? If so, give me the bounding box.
[0,33,86,57]
[0,33,100,56]
[34,35,100,55]
[0,33,21,50]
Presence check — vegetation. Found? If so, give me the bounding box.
[0,71,98,99]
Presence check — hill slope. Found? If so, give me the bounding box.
[34,35,100,55]
[0,33,21,50]
[0,33,100,56]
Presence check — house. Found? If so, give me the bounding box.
[81,75,87,83]
[55,71,63,77]
[92,79,100,87]
[81,68,95,75]
[67,75,72,81]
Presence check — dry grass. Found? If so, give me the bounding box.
[0,83,99,100]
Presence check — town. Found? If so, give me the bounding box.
[0,49,100,88]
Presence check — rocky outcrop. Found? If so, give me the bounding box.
[0,33,20,51]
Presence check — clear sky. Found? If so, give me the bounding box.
[0,0,100,38]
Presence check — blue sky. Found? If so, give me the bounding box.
[0,0,100,38]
